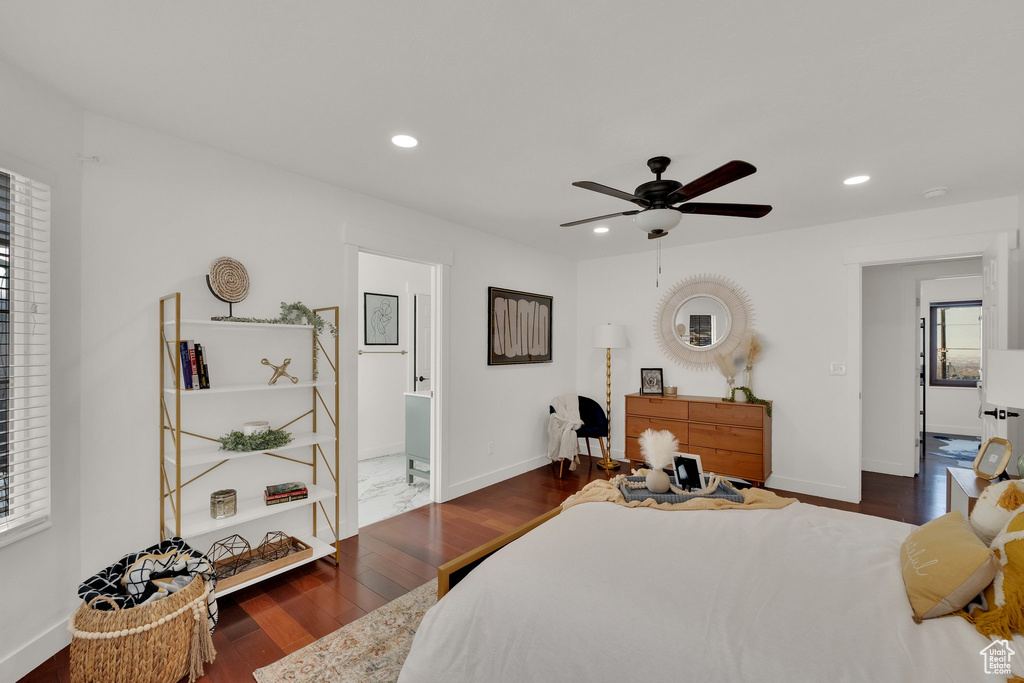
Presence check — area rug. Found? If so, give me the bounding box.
[253,578,437,682]
[927,434,981,467]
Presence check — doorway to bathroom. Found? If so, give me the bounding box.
[357,252,435,527]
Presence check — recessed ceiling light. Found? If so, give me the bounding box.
[593,226,609,234]
[391,134,419,148]
[844,175,870,185]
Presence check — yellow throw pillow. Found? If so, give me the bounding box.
[901,510,999,622]
[971,480,1024,545]
[963,509,1024,639]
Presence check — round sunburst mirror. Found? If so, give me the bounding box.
[654,274,754,370]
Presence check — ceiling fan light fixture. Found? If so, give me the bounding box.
[391,134,419,148]
[634,208,682,234]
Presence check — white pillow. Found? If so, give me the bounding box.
[970,480,1024,545]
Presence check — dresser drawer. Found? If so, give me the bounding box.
[625,416,688,444]
[688,423,763,455]
[626,396,688,420]
[687,445,765,482]
[688,401,763,428]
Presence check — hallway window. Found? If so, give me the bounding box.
[930,300,981,387]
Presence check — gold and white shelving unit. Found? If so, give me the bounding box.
[159,293,340,595]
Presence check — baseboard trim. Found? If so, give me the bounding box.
[443,455,549,501]
[928,425,982,439]
[767,474,859,503]
[1,616,71,682]
[358,442,405,461]
[862,459,916,477]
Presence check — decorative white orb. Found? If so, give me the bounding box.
[646,469,671,494]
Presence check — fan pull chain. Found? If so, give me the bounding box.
[656,238,662,287]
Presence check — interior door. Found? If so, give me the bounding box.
[414,294,431,392]
[981,235,1011,442]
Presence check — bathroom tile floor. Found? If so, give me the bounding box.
[358,453,431,527]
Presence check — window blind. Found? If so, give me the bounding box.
[0,167,50,544]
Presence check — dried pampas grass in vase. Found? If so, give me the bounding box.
[713,353,736,399]
[639,429,678,493]
[745,332,762,392]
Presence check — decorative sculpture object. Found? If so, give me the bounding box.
[207,534,252,580]
[206,256,250,317]
[256,531,292,562]
[262,357,299,385]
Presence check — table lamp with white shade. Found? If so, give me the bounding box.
[592,323,627,471]
[983,349,1024,473]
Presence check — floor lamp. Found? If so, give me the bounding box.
[592,323,627,471]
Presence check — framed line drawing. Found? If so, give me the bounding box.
[364,292,399,345]
[488,287,552,365]
[640,367,664,395]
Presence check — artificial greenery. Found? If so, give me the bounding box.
[215,301,338,338]
[216,302,338,378]
[219,429,293,452]
[722,386,772,417]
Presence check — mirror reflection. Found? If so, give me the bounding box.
[674,296,732,349]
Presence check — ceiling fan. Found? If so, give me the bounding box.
[560,157,772,239]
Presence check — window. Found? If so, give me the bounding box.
[0,167,50,546]
[689,314,713,347]
[930,300,981,387]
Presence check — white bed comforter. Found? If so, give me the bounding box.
[400,501,1021,682]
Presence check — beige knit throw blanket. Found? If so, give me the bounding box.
[562,474,796,512]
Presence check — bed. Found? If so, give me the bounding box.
[399,500,1021,682]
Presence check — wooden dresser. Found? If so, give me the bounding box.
[624,393,772,484]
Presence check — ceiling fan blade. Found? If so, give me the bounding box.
[647,230,669,240]
[572,181,648,206]
[676,202,773,218]
[559,210,639,227]
[667,160,757,202]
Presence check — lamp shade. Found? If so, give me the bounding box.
[592,323,627,349]
[985,349,1024,408]
[633,208,682,234]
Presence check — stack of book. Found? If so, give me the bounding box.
[178,340,211,390]
[264,482,308,506]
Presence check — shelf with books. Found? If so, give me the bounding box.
[159,292,340,585]
[165,483,336,538]
[168,431,338,468]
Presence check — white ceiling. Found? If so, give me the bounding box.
[3,1,1023,259]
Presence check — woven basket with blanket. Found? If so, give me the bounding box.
[69,537,217,683]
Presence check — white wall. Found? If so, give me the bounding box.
[77,113,577,579]
[921,276,983,437]
[0,61,84,681]
[861,260,981,477]
[577,198,1019,502]
[358,253,431,460]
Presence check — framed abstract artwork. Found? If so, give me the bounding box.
[364,292,399,345]
[488,287,552,365]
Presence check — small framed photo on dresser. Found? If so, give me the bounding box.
[640,368,664,395]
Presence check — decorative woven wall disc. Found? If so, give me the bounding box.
[654,273,755,370]
[208,257,250,303]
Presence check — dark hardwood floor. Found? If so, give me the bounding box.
[20,453,954,682]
